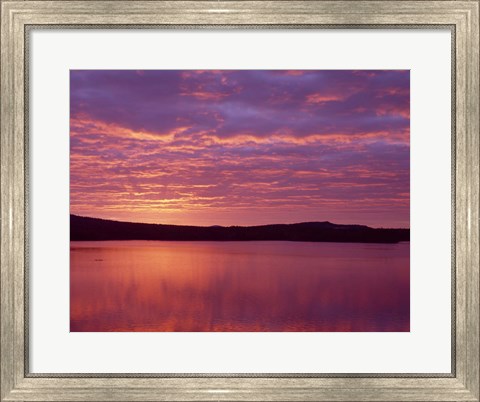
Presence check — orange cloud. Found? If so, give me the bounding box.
[306,93,344,104]
[180,91,228,101]
[71,116,189,143]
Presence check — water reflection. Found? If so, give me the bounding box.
[70,241,409,332]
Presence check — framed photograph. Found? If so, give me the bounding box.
[1,1,478,401]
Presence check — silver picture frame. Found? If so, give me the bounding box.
[1,1,478,401]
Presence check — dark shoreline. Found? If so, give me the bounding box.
[71,215,410,244]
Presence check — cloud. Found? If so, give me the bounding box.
[70,70,410,228]
[305,93,344,104]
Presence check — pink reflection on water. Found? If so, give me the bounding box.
[70,241,409,332]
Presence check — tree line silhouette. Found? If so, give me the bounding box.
[71,214,409,243]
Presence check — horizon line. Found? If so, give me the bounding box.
[70,213,410,231]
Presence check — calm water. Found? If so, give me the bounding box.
[70,241,409,332]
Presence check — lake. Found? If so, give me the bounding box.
[70,241,409,332]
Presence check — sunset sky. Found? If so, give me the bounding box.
[70,70,409,228]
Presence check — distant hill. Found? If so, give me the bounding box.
[70,215,409,243]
